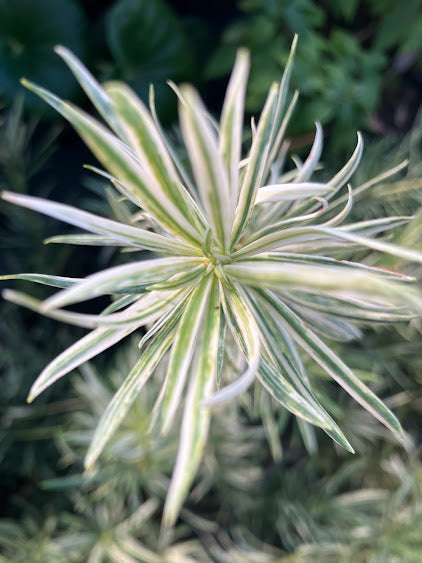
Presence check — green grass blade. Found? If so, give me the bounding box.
[179,85,233,253]
[1,192,199,256]
[163,277,220,527]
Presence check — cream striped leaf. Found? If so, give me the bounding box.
[0,273,81,288]
[246,292,354,451]
[105,82,207,234]
[85,305,183,470]
[255,182,334,204]
[160,275,215,434]
[27,325,138,403]
[223,260,422,313]
[233,222,422,261]
[3,287,185,330]
[163,277,219,527]
[231,83,279,246]
[179,85,233,253]
[257,289,405,441]
[204,281,260,406]
[42,257,202,310]
[20,80,202,245]
[219,48,250,207]
[54,45,127,140]
[1,191,199,256]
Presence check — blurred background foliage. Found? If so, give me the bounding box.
[0,0,421,560]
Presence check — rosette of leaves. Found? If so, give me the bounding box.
[2,37,422,527]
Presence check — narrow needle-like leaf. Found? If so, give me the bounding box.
[163,277,220,527]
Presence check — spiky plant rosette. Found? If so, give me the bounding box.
[2,37,422,526]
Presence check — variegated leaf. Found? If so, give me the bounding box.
[163,277,219,527]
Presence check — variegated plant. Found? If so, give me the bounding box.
[2,36,422,527]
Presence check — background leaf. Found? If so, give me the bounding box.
[0,0,87,113]
[105,0,194,123]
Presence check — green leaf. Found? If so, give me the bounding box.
[27,326,137,403]
[257,289,405,441]
[2,191,199,256]
[0,0,86,111]
[85,306,182,470]
[159,275,215,434]
[105,81,206,234]
[204,280,260,406]
[163,277,220,527]
[179,85,233,253]
[231,82,279,245]
[42,257,201,309]
[219,49,250,207]
[19,80,202,245]
[106,0,194,122]
[0,273,81,288]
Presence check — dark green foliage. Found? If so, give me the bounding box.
[0,0,87,114]
[105,0,195,122]
[205,0,421,153]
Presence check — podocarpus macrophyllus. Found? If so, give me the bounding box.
[2,36,422,526]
